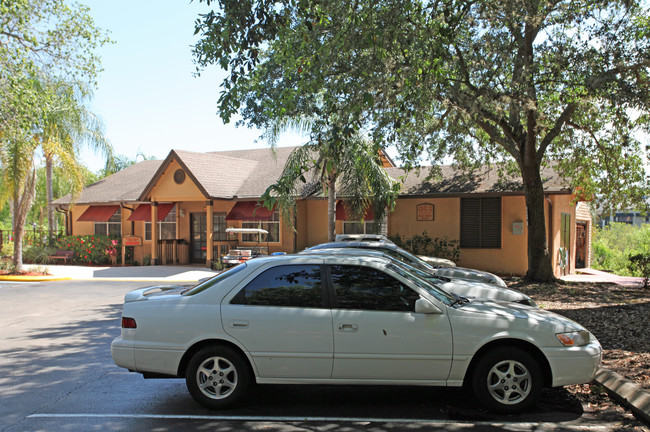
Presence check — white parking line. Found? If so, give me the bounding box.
[27,413,612,430]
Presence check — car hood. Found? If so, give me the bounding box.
[437,278,532,304]
[454,299,586,332]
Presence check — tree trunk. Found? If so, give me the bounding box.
[12,169,37,272]
[521,161,555,282]
[46,155,56,238]
[327,171,337,241]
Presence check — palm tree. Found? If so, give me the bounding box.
[0,69,43,271]
[262,129,401,242]
[38,78,112,237]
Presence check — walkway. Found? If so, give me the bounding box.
[559,268,645,287]
[7,264,218,282]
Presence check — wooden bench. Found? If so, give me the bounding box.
[48,250,74,264]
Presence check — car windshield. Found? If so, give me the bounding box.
[379,247,435,272]
[387,262,456,305]
[182,264,248,296]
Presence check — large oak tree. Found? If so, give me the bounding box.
[194,0,649,280]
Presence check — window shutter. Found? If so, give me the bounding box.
[460,197,502,249]
[460,198,481,248]
[481,197,502,248]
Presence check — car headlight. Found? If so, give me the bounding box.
[556,331,590,347]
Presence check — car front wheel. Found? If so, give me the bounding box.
[472,347,542,413]
[185,346,251,409]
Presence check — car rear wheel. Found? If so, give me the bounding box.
[472,347,542,413]
[185,346,251,409]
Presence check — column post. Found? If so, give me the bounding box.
[151,202,158,265]
[206,200,213,268]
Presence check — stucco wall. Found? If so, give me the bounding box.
[388,196,530,275]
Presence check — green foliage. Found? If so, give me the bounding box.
[628,254,650,287]
[22,244,57,264]
[194,0,650,281]
[260,134,401,240]
[52,235,121,265]
[389,231,460,262]
[1,0,110,270]
[1,241,14,257]
[0,258,17,274]
[143,254,152,266]
[592,223,650,276]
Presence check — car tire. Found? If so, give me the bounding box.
[472,347,542,413]
[185,345,251,409]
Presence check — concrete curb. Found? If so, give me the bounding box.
[0,275,71,282]
[594,367,650,425]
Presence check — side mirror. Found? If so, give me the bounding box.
[415,298,443,314]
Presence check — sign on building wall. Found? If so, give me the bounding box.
[123,236,142,246]
[417,203,435,221]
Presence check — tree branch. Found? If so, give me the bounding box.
[537,102,578,159]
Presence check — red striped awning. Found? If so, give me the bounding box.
[127,203,175,222]
[225,201,275,221]
[76,205,120,222]
[336,201,374,221]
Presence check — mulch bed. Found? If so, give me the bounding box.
[507,278,650,423]
[0,270,51,276]
[508,278,650,391]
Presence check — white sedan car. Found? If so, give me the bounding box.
[111,254,601,413]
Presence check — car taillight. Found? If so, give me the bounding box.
[122,317,137,328]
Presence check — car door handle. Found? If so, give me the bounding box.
[229,320,249,328]
[338,323,358,332]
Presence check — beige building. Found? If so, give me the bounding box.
[54,146,592,276]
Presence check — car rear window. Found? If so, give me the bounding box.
[230,265,323,308]
[182,264,248,296]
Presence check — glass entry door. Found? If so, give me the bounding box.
[190,213,206,263]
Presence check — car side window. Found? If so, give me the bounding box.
[231,265,323,308]
[330,265,419,312]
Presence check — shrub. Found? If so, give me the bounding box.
[592,223,650,276]
[0,258,16,274]
[23,245,57,264]
[389,231,460,262]
[1,241,13,257]
[53,235,121,265]
[628,254,650,287]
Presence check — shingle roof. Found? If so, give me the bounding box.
[385,164,571,196]
[54,147,572,206]
[141,146,297,200]
[53,160,163,205]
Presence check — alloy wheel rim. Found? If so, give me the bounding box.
[486,359,531,405]
[196,356,238,399]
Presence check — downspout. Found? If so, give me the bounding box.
[120,203,137,265]
[546,196,554,271]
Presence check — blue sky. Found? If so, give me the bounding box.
[77,0,305,172]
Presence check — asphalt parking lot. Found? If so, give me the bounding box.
[0,279,646,432]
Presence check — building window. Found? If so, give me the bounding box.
[213,212,228,241]
[460,197,501,249]
[242,212,280,243]
[343,220,378,235]
[94,208,121,236]
[145,206,177,240]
